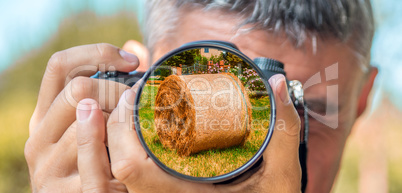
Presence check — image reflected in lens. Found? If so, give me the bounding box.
[138,48,271,178]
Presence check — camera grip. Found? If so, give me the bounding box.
[92,71,145,87]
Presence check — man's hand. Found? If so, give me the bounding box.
[79,73,302,193]
[25,43,139,192]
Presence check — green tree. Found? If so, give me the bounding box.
[209,55,222,64]
[223,52,247,67]
[163,49,200,67]
[201,56,208,66]
[154,68,171,80]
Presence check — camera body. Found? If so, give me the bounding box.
[95,40,308,192]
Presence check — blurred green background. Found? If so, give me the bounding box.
[0,1,401,193]
[0,10,142,193]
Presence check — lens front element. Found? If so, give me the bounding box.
[137,47,273,181]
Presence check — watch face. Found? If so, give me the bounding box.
[136,46,274,180]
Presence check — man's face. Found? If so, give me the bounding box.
[151,9,368,193]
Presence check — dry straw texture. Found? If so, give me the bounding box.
[155,74,252,156]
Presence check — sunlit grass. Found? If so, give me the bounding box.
[138,84,270,177]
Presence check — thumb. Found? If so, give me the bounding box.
[76,99,115,192]
[122,40,150,72]
[264,74,301,180]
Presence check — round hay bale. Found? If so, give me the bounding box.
[154,73,252,156]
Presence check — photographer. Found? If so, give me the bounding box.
[25,0,377,192]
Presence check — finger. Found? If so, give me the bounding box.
[122,40,150,72]
[33,43,139,126]
[76,99,112,192]
[31,77,128,142]
[107,89,148,184]
[108,85,215,193]
[265,74,301,169]
[51,111,110,170]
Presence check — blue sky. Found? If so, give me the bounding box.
[0,0,401,110]
[370,0,402,110]
[0,0,144,72]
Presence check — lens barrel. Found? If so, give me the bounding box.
[253,57,286,80]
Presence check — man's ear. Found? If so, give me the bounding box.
[357,67,378,117]
[122,40,150,72]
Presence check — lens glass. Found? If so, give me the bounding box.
[137,47,272,178]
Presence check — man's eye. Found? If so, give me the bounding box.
[305,100,339,116]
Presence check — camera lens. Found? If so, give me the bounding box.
[134,43,276,183]
[253,57,286,79]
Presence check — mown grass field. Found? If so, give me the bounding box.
[138,84,271,177]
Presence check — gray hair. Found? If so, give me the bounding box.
[143,0,374,71]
